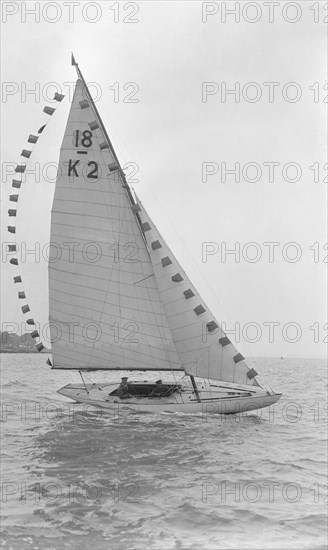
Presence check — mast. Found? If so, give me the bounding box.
[189,375,201,402]
[71,54,142,224]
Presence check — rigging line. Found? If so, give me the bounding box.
[79,370,89,394]
[133,274,154,285]
[12,99,63,352]
[73,59,147,247]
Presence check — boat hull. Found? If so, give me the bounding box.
[57,377,281,415]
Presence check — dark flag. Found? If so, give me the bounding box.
[54,92,65,102]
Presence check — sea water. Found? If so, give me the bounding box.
[1,354,327,549]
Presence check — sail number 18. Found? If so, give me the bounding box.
[75,130,93,148]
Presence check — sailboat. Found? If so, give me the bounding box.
[11,56,282,414]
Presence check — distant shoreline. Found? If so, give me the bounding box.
[0,350,51,354]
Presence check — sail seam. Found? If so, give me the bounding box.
[49,275,163,302]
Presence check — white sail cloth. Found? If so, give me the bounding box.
[49,79,180,370]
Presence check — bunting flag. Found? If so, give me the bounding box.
[99,141,109,150]
[46,357,53,366]
[89,121,99,131]
[43,106,55,116]
[79,99,89,109]
[54,92,65,102]
[9,91,65,358]
[28,135,38,144]
[15,165,26,173]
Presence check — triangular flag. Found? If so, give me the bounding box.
[38,125,46,134]
[46,357,53,366]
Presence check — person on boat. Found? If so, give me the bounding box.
[117,377,133,399]
[149,380,167,398]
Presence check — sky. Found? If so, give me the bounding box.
[1,0,327,358]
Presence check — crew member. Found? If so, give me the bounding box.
[117,377,133,399]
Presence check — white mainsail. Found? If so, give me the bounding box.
[136,200,258,387]
[49,79,181,371]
